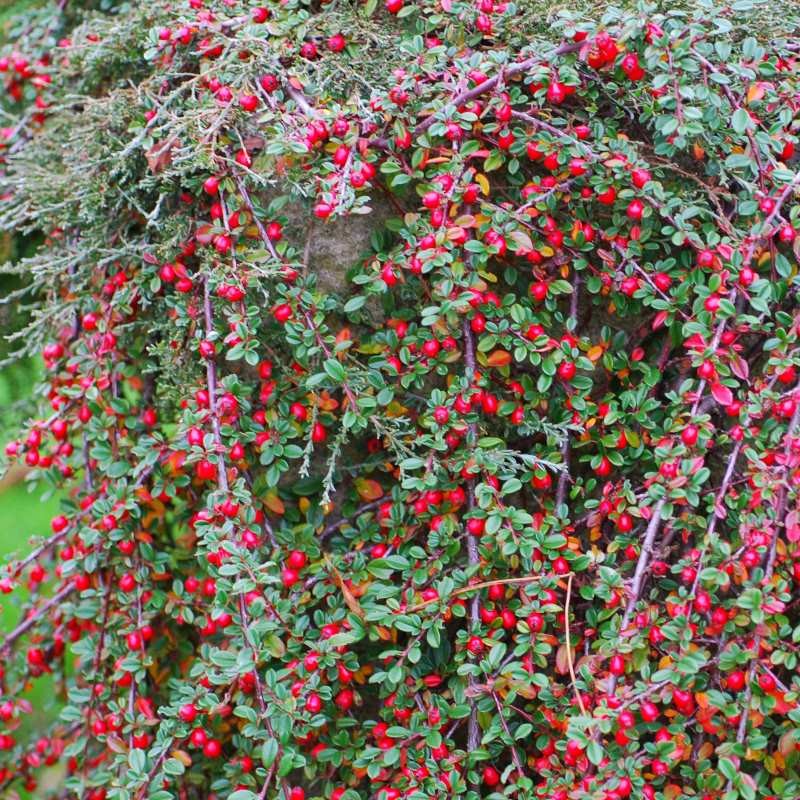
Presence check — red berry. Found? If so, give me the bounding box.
[202,738,222,758]
[483,765,501,787]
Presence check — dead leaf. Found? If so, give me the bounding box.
[324,554,366,620]
[555,644,570,675]
[145,136,178,174]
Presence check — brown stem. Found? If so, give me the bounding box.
[556,272,580,509]
[319,498,384,541]
[0,583,74,653]
[404,573,566,613]
[492,691,526,781]
[726,382,800,790]
[610,497,666,693]
[564,572,587,715]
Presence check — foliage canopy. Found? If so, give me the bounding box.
[1,0,800,799]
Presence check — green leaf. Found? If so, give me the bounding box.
[261,739,279,768]
[586,739,603,765]
[128,748,146,774]
[324,358,346,383]
[732,108,753,134]
[163,758,185,776]
[277,753,294,776]
[343,295,366,314]
[719,757,737,781]
[484,150,505,172]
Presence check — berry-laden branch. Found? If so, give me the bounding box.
[0,1,799,799]
[726,382,800,791]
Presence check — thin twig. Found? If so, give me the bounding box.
[564,572,587,715]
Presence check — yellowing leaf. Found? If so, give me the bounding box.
[173,749,193,767]
[508,229,533,252]
[355,343,384,354]
[386,401,408,417]
[625,429,641,448]
[475,173,490,195]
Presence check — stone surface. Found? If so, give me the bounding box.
[304,197,395,295]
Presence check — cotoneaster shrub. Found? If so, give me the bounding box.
[1,0,800,798]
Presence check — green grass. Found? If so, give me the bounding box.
[0,479,62,628]
[0,478,65,796]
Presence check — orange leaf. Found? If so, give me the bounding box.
[264,491,285,515]
[746,83,766,104]
[486,349,512,367]
[587,345,605,362]
[317,391,339,412]
[698,741,714,760]
[355,478,383,501]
